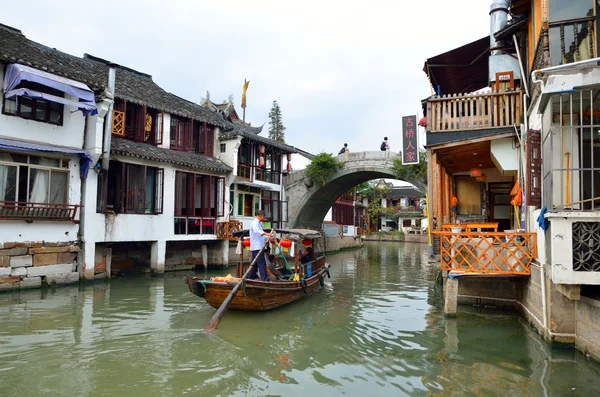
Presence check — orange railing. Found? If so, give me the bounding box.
[216,220,243,241]
[112,110,125,136]
[433,231,536,275]
[441,223,499,232]
[427,90,523,132]
[0,201,81,222]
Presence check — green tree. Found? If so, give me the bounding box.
[306,153,344,186]
[392,151,428,192]
[268,100,286,143]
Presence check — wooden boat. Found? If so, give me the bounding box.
[184,229,330,312]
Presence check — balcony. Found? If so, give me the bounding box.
[426,90,524,133]
[433,230,536,276]
[0,201,81,222]
[216,220,243,241]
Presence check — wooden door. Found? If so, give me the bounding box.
[244,195,253,217]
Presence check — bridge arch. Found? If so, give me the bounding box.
[284,151,426,229]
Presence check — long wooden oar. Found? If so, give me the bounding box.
[204,235,271,332]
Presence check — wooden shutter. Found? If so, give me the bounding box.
[170,118,177,149]
[201,176,211,217]
[135,106,145,142]
[154,168,164,214]
[185,120,193,151]
[174,171,183,216]
[527,130,542,209]
[206,124,214,156]
[155,113,164,145]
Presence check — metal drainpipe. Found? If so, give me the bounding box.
[102,65,116,170]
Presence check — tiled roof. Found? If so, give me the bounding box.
[220,123,297,153]
[0,24,227,128]
[105,63,228,128]
[111,138,232,173]
[386,186,425,199]
[0,24,107,91]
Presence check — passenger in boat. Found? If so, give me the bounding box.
[300,247,314,264]
[248,210,271,281]
[266,254,285,280]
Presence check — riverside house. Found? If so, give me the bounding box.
[0,23,239,288]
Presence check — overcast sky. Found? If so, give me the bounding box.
[1,0,491,155]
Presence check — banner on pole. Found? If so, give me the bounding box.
[401,115,419,165]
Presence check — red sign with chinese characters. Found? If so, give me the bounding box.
[401,115,419,165]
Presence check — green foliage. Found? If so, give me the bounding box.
[268,100,286,143]
[392,152,428,191]
[306,153,344,186]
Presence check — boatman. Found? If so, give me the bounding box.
[248,210,271,281]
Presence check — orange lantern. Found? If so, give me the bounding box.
[280,239,292,248]
[242,238,250,247]
[302,238,312,246]
[475,174,486,182]
[469,168,482,177]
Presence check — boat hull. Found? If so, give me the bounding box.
[184,257,329,311]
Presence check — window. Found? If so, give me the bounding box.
[238,193,258,217]
[255,148,282,184]
[332,201,354,226]
[174,171,225,235]
[96,161,163,214]
[548,0,596,66]
[0,153,69,204]
[542,89,600,211]
[113,100,163,145]
[220,143,226,153]
[170,117,192,151]
[238,141,252,179]
[403,219,412,228]
[2,81,63,125]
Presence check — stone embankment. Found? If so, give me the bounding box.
[0,242,79,291]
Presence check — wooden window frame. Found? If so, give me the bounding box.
[97,161,164,214]
[2,81,64,126]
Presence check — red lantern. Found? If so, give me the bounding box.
[302,238,312,246]
[469,168,482,177]
[280,239,292,249]
[287,162,292,172]
[287,153,292,161]
[259,144,265,155]
[259,156,265,167]
[476,174,486,182]
[242,238,250,247]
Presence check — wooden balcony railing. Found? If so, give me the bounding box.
[112,110,125,136]
[0,201,81,222]
[427,89,523,132]
[433,231,536,275]
[216,220,243,241]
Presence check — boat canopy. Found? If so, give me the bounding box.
[232,228,322,240]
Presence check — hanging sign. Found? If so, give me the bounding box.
[401,115,419,165]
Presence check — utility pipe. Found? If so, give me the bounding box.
[531,56,600,89]
[102,65,116,170]
[513,34,529,97]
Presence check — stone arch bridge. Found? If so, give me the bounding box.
[284,151,426,229]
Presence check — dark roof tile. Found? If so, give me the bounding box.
[111,138,232,173]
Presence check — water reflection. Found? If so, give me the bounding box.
[1,242,600,396]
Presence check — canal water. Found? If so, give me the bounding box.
[1,242,600,397]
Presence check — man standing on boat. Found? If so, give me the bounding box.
[248,210,271,281]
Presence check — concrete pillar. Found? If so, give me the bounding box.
[221,240,230,265]
[82,241,95,280]
[444,277,459,316]
[201,245,208,269]
[151,241,166,274]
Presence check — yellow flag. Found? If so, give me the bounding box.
[241,79,250,109]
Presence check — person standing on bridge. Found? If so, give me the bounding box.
[338,143,349,155]
[248,210,271,281]
[380,137,390,151]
